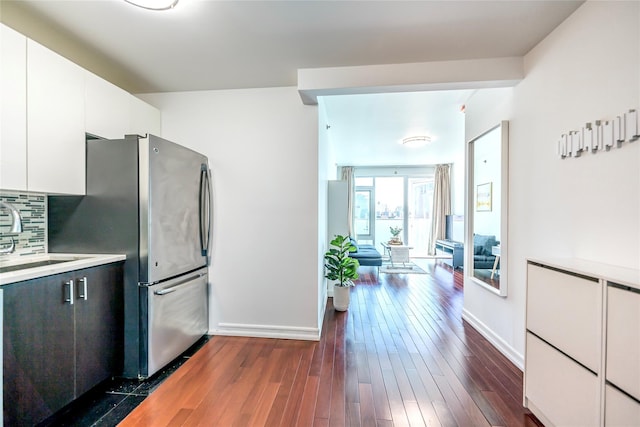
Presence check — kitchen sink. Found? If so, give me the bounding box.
[0,259,72,274]
[0,253,126,285]
[0,255,91,275]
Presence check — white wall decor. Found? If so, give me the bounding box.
[584,123,593,151]
[625,109,639,141]
[614,115,624,143]
[571,131,582,157]
[592,120,604,151]
[603,120,614,149]
[560,108,638,159]
[558,135,566,158]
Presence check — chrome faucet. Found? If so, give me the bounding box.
[0,201,23,254]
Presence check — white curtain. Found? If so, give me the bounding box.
[428,164,451,255]
[340,166,354,237]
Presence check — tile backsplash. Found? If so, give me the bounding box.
[0,192,47,258]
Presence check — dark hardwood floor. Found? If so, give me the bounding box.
[119,261,542,426]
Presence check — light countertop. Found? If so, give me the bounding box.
[0,253,126,285]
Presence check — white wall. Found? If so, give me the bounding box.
[451,154,465,216]
[317,97,333,324]
[463,1,640,368]
[141,87,322,340]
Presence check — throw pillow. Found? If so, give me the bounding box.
[349,237,359,252]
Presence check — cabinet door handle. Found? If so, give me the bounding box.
[65,280,74,305]
[77,277,88,300]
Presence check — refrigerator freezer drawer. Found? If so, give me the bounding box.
[147,268,208,377]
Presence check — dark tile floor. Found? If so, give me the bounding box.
[40,336,212,427]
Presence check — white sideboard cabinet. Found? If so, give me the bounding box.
[605,284,640,425]
[525,258,640,427]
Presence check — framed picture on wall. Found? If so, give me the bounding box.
[476,182,492,211]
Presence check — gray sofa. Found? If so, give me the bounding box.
[473,234,499,269]
[348,238,383,267]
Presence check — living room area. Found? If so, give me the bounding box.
[321,89,503,285]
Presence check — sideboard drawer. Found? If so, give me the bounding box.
[606,285,640,400]
[527,263,601,372]
[605,384,640,426]
[525,332,600,426]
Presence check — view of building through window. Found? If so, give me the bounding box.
[354,172,433,256]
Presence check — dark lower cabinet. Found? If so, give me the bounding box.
[3,271,75,426]
[74,264,124,397]
[3,262,123,426]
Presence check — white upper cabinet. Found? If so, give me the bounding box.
[85,71,161,139]
[27,39,86,195]
[2,26,161,195]
[0,24,27,191]
[85,71,131,140]
[130,95,161,137]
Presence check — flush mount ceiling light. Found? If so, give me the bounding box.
[400,136,431,147]
[125,0,179,11]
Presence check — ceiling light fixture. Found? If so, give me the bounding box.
[124,0,179,11]
[400,136,431,147]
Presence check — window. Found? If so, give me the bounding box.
[354,168,434,256]
[354,189,372,237]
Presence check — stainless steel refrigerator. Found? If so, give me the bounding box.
[48,134,212,378]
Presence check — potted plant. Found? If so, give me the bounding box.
[389,226,403,244]
[324,235,360,311]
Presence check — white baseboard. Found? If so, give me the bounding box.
[462,308,524,370]
[212,322,321,341]
[318,290,327,331]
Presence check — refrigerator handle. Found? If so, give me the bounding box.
[199,164,212,258]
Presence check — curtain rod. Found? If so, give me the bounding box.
[336,163,451,169]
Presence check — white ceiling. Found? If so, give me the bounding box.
[4,0,583,165]
[7,0,583,94]
[322,90,472,166]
